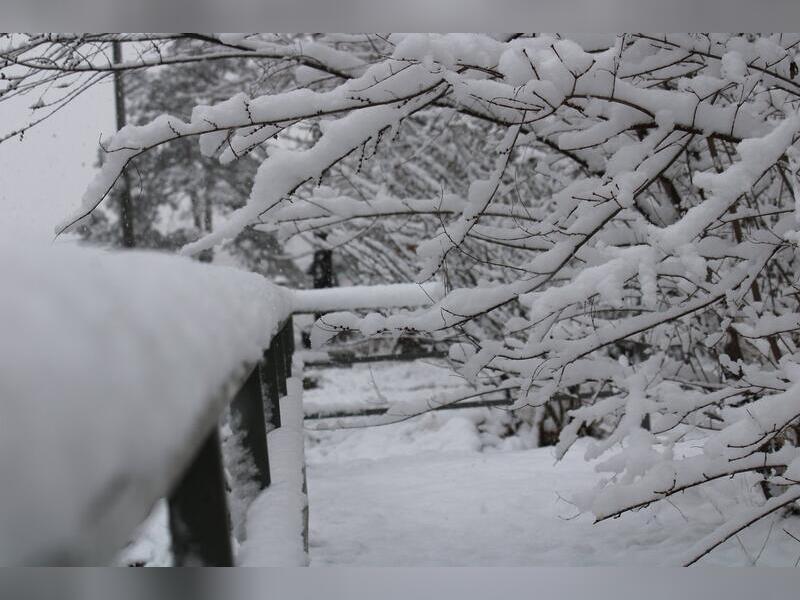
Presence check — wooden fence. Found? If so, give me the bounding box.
[167,316,298,566]
[5,278,450,565]
[19,316,299,566]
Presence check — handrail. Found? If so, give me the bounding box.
[23,318,296,566]
[290,281,444,313]
[167,316,298,566]
[1,245,485,565]
[1,245,300,566]
[301,349,448,369]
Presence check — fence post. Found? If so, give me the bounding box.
[283,316,294,378]
[168,429,234,566]
[263,343,283,430]
[274,328,288,397]
[280,316,307,554]
[230,364,271,489]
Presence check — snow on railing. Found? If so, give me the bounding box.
[238,368,309,566]
[290,281,444,313]
[0,243,305,566]
[2,241,457,565]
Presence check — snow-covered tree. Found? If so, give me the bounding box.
[6,32,800,564]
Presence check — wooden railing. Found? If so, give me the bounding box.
[3,274,447,566]
[22,316,298,567]
[167,316,297,566]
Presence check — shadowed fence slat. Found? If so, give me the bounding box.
[263,344,283,431]
[165,318,304,566]
[13,315,304,566]
[231,365,272,489]
[168,429,234,566]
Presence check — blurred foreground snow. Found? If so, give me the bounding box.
[0,242,291,564]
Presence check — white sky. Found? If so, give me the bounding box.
[0,80,114,244]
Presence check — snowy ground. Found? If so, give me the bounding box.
[122,359,800,566]
[304,361,800,567]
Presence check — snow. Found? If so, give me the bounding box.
[305,363,800,566]
[307,440,799,566]
[291,281,444,313]
[239,373,309,566]
[0,241,292,564]
[652,112,800,251]
[10,31,800,568]
[57,59,442,241]
[416,124,520,281]
[302,359,482,426]
[181,72,446,255]
[115,501,171,567]
[112,360,800,567]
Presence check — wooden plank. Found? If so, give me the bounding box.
[303,350,447,369]
[283,316,295,378]
[263,344,283,430]
[303,397,516,420]
[230,365,271,489]
[168,429,234,566]
[274,331,288,398]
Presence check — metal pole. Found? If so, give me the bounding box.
[112,40,135,248]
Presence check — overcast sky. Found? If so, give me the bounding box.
[0,80,114,245]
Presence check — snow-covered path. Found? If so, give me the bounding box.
[308,446,617,566]
[308,444,701,566]
[304,362,800,567]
